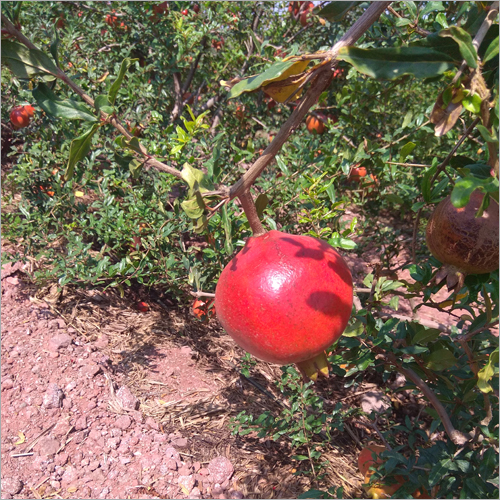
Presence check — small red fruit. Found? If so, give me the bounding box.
[137,301,150,312]
[426,190,499,274]
[23,105,35,117]
[193,4,200,13]
[267,98,277,110]
[349,166,367,182]
[214,231,353,379]
[10,106,30,129]
[306,115,325,134]
[181,9,189,16]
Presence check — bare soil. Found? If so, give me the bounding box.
[1,211,476,500]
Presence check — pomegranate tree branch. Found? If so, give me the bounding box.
[1,14,182,179]
[228,1,391,201]
[386,354,472,446]
[238,191,265,236]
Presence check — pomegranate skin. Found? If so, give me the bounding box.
[214,230,353,365]
[426,190,499,274]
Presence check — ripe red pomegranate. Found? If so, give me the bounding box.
[10,106,30,129]
[215,231,353,379]
[426,190,499,274]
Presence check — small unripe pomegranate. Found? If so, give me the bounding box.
[306,115,325,134]
[10,106,30,129]
[426,190,499,274]
[215,231,353,380]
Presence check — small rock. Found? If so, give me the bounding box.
[107,437,121,449]
[49,351,59,359]
[82,363,101,379]
[94,335,109,349]
[228,490,244,499]
[193,461,201,472]
[50,481,61,490]
[208,456,234,484]
[178,475,195,494]
[190,486,202,499]
[74,415,87,431]
[114,415,132,430]
[178,466,191,476]
[198,468,210,476]
[1,379,14,390]
[115,386,139,411]
[173,437,188,448]
[164,447,180,461]
[360,391,391,414]
[1,477,23,495]
[145,416,159,430]
[38,437,60,456]
[48,333,72,352]
[55,452,69,466]
[42,383,64,409]
[166,459,177,471]
[88,460,100,471]
[212,484,224,495]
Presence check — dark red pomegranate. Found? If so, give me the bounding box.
[426,190,499,274]
[215,231,353,379]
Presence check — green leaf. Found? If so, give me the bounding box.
[343,319,364,337]
[457,163,493,180]
[255,193,269,218]
[424,348,457,371]
[337,46,455,80]
[402,110,413,128]
[33,83,97,121]
[483,36,499,63]
[476,124,498,143]
[439,26,477,68]
[95,94,112,114]
[395,18,412,27]
[420,1,445,17]
[276,155,290,175]
[477,348,499,393]
[49,23,60,69]
[65,123,100,180]
[429,459,453,487]
[400,142,416,162]
[462,93,482,114]
[1,40,59,78]
[451,175,499,208]
[122,136,143,155]
[181,195,205,219]
[225,58,310,100]
[421,166,436,203]
[221,203,233,255]
[316,1,360,22]
[412,326,441,345]
[108,57,138,105]
[128,159,143,179]
[181,163,214,194]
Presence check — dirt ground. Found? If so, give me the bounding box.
[0,208,477,500]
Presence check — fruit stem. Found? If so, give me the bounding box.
[238,190,266,236]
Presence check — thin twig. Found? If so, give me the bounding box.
[386,354,472,446]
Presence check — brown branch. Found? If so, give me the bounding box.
[238,190,265,236]
[386,354,472,446]
[1,14,182,180]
